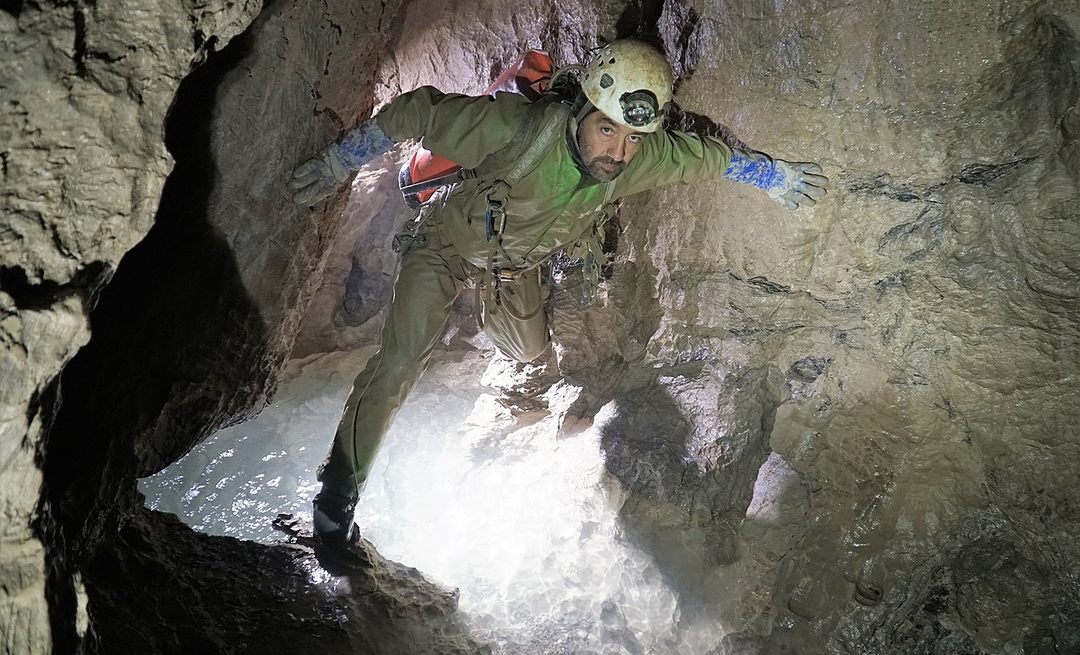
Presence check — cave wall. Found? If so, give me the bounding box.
[40,0,403,558]
[79,507,488,655]
[295,0,1080,651]
[1,0,263,650]
[549,2,1080,652]
[3,0,1079,653]
[3,0,409,650]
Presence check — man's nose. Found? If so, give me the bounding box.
[610,138,627,162]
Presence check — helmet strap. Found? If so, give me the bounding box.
[566,96,597,178]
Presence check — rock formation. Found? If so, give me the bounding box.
[2,0,1077,653]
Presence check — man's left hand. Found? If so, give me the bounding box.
[768,160,829,209]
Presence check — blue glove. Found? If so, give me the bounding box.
[289,121,395,205]
[723,149,828,209]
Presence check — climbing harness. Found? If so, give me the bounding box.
[471,101,573,327]
[396,49,620,325]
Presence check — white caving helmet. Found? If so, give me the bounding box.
[580,39,673,133]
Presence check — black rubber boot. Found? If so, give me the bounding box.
[312,488,359,547]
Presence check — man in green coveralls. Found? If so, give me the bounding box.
[289,40,828,547]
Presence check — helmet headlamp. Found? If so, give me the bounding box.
[620,91,659,128]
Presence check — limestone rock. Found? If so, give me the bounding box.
[4,0,1079,653]
[79,507,488,655]
[2,0,259,650]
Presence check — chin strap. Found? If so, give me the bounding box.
[565,97,597,177]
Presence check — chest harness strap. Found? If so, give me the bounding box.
[455,98,618,328]
[471,101,568,327]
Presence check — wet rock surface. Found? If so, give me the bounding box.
[3,0,1079,653]
[79,508,487,655]
[546,4,1080,652]
[2,0,261,650]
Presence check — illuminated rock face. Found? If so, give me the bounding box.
[4,0,1079,654]
[547,8,1080,652]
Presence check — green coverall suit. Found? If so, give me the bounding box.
[318,86,733,500]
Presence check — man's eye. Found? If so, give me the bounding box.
[601,127,614,135]
[628,135,643,143]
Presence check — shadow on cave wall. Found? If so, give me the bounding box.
[587,12,774,592]
[598,365,785,608]
[39,26,271,652]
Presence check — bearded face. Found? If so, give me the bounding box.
[576,111,645,182]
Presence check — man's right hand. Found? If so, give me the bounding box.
[288,121,396,206]
[288,148,350,205]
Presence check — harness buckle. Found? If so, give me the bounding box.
[494,268,523,284]
[485,199,506,240]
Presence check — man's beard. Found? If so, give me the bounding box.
[584,155,626,182]
[571,109,628,182]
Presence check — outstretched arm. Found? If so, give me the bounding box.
[288,121,396,205]
[289,87,532,206]
[723,149,828,209]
